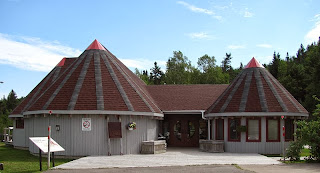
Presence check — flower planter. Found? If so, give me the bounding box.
[128,127,133,131]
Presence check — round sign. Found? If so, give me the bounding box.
[83,121,91,128]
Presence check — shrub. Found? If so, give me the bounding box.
[286,140,303,161]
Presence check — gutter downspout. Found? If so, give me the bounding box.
[201,111,210,140]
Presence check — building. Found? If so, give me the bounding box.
[9,40,308,156]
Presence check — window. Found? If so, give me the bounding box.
[174,121,181,141]
[16,119,24,129]
[266,118,280,142]
[187,121,195,139]
[246,117,261,142]
[285,119,294,141]
[215,119,224,140]
[228,118,240,142]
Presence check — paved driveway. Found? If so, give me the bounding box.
[54,148,280,170]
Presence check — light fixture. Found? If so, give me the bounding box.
[56,125,60,131]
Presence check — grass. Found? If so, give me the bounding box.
[0,142,72,173]
[300,148,311,157]
[231,163,243,170]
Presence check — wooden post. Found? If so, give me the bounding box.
[107,116,111,156]
[39,148,42,171]
[48,126,51,169]
[119,116,123,155]
[52,152,55,167]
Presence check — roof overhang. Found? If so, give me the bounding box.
[21,110,164,118]
[205,112,309,118]
[8,114,24,118]
[163,110,205,114]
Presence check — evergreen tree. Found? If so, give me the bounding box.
[6,90,18,111]
[150,62,165,85]
[221,53,232,73]
[268,52,281,79]
[135,68,150,85]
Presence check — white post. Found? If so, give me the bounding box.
[282,125,285,161]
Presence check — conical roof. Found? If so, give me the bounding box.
[206,57,308,117]
[11,40,162,117]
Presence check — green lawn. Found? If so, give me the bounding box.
[0,142,72,173]
[300,148,311,157]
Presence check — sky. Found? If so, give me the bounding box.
[0,0,319,98]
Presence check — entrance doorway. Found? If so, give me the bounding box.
[163,115,207,147]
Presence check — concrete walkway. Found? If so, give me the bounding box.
[54,148,281,169]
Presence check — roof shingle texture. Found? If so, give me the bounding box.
[207,65,308,114]
[147,84,228,111]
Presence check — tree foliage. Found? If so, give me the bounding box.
[266,38,320,114]
[287,96,320,162]
[166,51,192,84]
[0,90,23,136]
[150,62,165,85]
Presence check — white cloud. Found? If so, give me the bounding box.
[305,13,320,44]
[120,58,166,71]
[255,55,273,65]
[0,33,81,72]
[227,44,246,49]
[244,8,254,18]
[177,1,222,20]
[256,44,272,48]
[187,32,214,40]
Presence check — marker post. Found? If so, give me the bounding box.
[282,125,285,161]
[48,110,52,169]
[48,126,51,169]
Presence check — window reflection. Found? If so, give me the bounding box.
[188,121,195,138]
[174,121,181,140]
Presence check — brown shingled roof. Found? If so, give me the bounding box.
[147,84,228,111]
[206,58,308,116]
[11,40,162,116]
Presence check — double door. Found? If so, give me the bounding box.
[167,115,200,147]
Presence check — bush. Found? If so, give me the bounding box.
[286,140,303,161]
[287,96,320,162]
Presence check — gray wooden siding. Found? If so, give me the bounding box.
[24,115,158,156]
[212,117,291,154]
[12,120,26,147]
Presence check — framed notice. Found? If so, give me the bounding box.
[82,118,91,131]
[29,137,65,153]
[108,122,122,138]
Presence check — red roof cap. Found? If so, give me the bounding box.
[56,58,66,67]
[245,57,264,68]
[86,39,106,51]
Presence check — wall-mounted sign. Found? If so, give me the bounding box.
[82,118,91,131]
[108,122,122,138]
[29,137,65,153]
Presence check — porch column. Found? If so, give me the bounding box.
[207,119,211,140]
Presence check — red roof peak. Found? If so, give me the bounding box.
[56,58,66,67]
[86,39,106,51]
[245,57,264,69]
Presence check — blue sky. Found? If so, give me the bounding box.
[0,0,319,97]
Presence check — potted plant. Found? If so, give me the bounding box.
[128,122,136,130]
[236,125,247,132]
